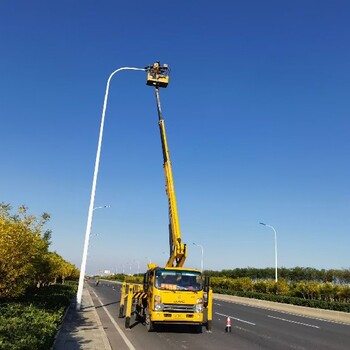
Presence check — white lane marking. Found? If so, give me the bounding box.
[268,315,320,329]
[216,312,256,326]
[91,289,136,350]
[214,303,222,306]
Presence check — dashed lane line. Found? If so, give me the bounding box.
[268,315,320,329]
[215,312,256,326]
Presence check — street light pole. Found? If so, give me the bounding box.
[259,222,278,282]
[134,259,140,275]
[193,242,204,272]
[76,66,145,310]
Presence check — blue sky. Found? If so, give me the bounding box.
[1,1,349,274]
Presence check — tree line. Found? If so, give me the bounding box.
[205,267,350,284]
[0,203,79,299]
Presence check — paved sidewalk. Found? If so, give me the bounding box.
[53,283,112,350]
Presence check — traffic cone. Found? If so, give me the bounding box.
[225,316,231,332]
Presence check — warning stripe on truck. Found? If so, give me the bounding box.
[133,292,147,299]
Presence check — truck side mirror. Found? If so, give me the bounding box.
[204,276,210,292]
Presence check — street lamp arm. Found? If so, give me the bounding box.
[76,66,145,310]
[259,222,278,283]
[93,205,111,211]
[192,242,204,272]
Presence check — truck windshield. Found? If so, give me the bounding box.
[155,270,202,291]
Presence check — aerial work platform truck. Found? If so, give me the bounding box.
[118,63,212,332]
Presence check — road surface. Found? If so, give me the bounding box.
[88,280,350,350]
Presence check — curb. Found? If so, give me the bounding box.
[51,298,75,350]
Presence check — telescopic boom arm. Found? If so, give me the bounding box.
[146,62,187,267]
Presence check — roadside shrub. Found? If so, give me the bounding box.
[253,280,269,293]
[320,282,335,302]
[0,304,61,350]
[233,277,253,292]
[338,286,350,303]
[0,284,77,350]
[273,278,290,295]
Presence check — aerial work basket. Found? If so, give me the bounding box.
[146,62,170,88]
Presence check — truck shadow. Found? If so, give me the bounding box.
[128,319,203,334]
[155,324,203,334]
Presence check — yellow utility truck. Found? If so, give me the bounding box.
[119,62,212,332]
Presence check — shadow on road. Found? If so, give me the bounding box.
[95,301,120,308]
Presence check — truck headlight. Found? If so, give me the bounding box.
[154,295,163,311]
[195,298,203,313]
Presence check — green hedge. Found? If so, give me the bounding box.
[0,283,77,350]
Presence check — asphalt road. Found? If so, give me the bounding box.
[88,280,350,350]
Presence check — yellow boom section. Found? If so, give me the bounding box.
[158,115,187,267]
[146,62,187,267]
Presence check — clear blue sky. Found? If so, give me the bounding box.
[1,1,349,275]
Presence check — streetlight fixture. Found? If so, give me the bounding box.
[192,242,204,272]
[259,222,278,282]
[76,66,145,310]
[93,205,111,211]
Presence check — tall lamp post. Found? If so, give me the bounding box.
[76,66,145,310]
[192,242,204,272]
[134,259,140,275]
[259,222,278,282]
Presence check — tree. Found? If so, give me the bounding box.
[0,218,42,297]
[0,203,78,298]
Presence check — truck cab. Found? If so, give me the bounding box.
[143,266,209,331]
